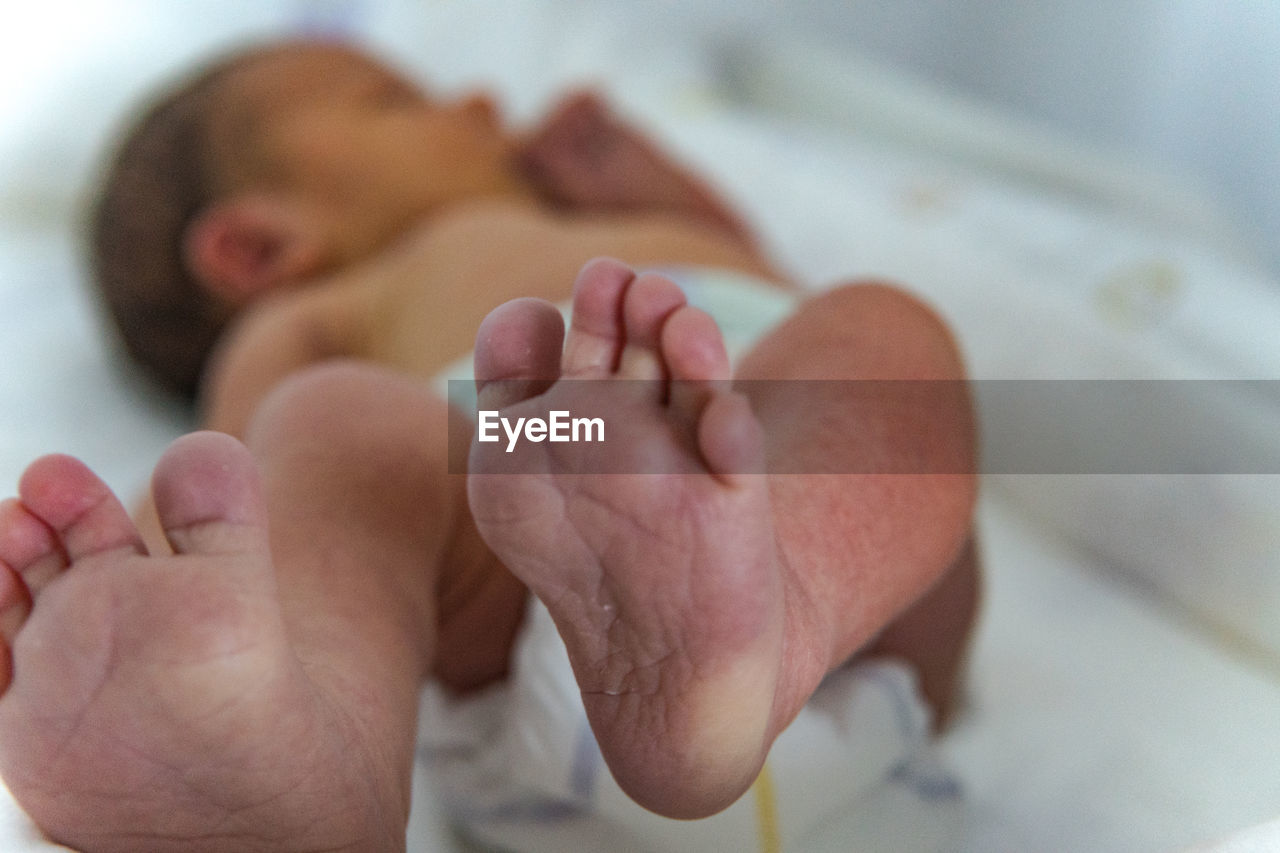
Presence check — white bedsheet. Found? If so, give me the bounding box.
[2,2,1279,851]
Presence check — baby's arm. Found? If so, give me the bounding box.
[519,92,760,253]
[199,298,342,439]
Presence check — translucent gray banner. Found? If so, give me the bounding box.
[447,379,1280,475]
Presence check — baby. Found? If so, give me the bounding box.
[0,40,979,852]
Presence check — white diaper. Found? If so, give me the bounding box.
[416,598,962,853]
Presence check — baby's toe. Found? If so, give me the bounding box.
[16,458,144,573]
[474,297,565,411]
[562,257,635,376]
[617,272,686,381]
[150,431,271,558]
[0,498,64,597]
[0,558,32,692]
[697,391,766,481]
[660,304,730,385]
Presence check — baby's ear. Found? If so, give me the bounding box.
[183,195,326,304]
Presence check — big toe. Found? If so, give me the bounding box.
[151,431,269,557]
[474,297,566,411]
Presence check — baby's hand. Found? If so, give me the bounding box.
[518,91,628,208]
[518,91,752,242]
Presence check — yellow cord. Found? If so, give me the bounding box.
[752,762,781,853]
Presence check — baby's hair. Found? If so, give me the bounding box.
[89,46,264,402]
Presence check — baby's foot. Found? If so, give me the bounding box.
[0,433,405,852]
[468,259,788,818]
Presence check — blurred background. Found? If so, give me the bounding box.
[1,0,1277,274]
[717,0,1280,274]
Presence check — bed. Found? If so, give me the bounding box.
[2,2,1279,850]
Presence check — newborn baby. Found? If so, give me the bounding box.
[0,40,978,852]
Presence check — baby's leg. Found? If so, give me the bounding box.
[734,283,979,727]
[471,263,977,819]
[0,363,509,852]
[467,262,976,821]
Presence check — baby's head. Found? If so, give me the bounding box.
[91,40,530,399]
